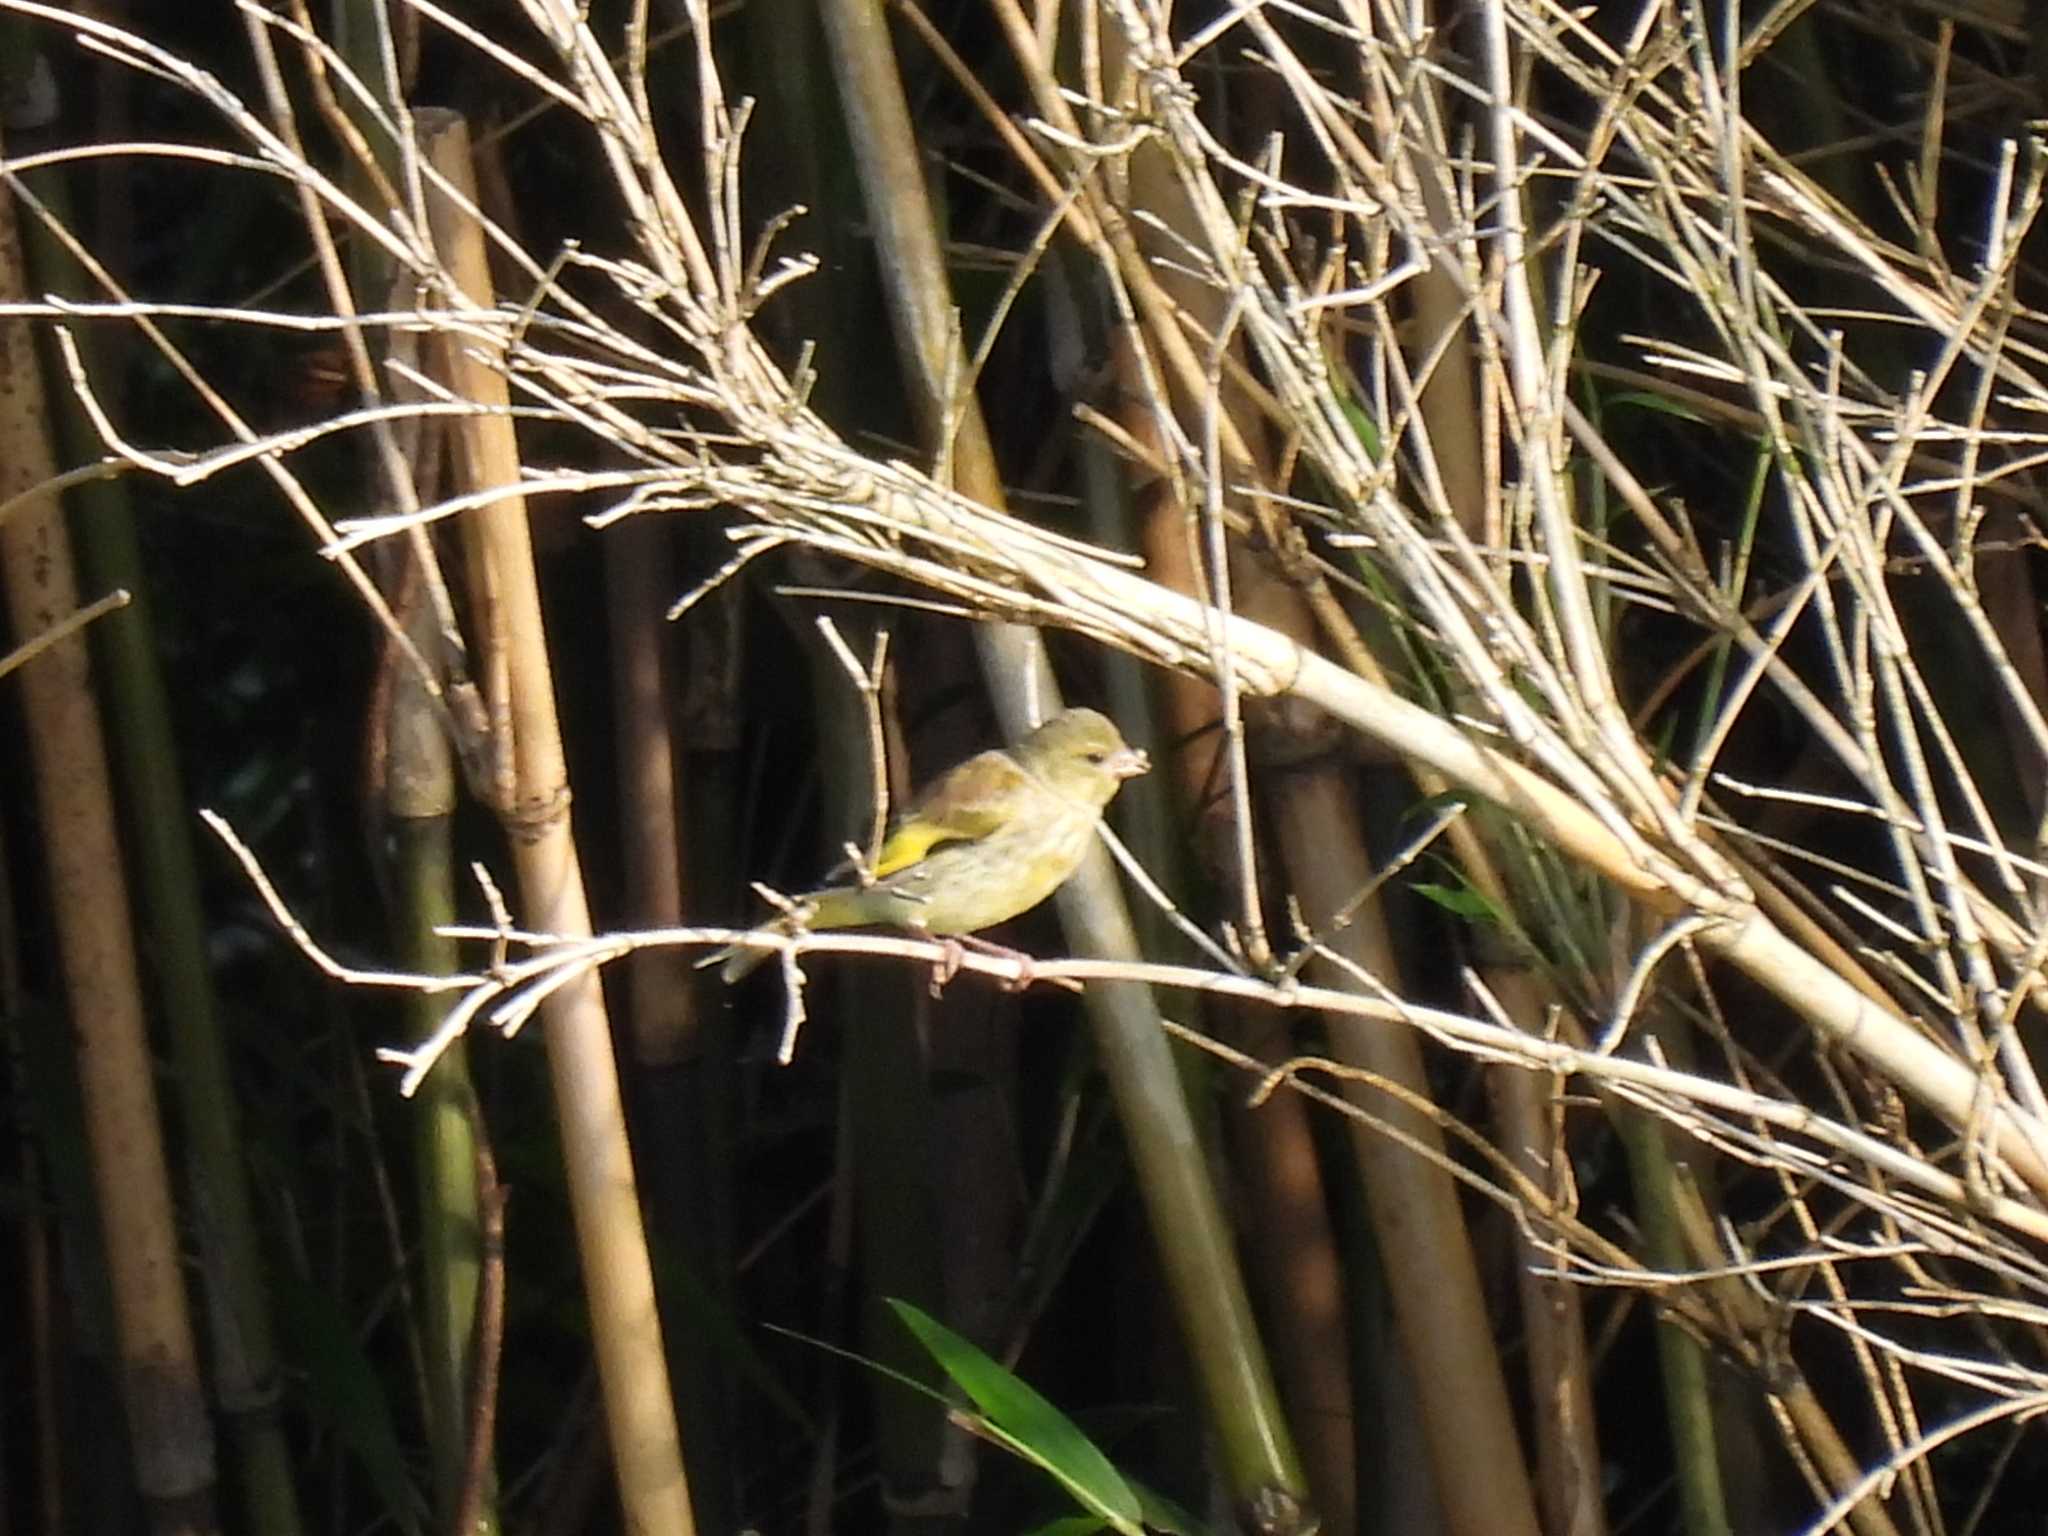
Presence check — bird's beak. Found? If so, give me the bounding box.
[1108,747,1150,780]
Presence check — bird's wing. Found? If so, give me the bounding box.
[870,748,1028,877]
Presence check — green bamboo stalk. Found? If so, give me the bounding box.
[843,973,956,1522]
[318,0,494,1500]
[386,542,493,1532]
[811,0,1310,1521]
[322,29,494,1521]
[395,815,489,1525]
[807,615,957,1524]
[1062,274,1360,1529]
[741,2,963,1508]
[1614,1104,1733,1536]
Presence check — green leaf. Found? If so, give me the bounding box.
[274,1273,426,1535]
[888,1299,1146,1535]
[1604,388,1708,424]
[1131,1479,1207,1535]
[1413,880,1503,926]
[1336,390,1382,460]
[1319,347,1383,461]
[649,1240,813,1433]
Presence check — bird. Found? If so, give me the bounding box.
[717,707,1149,981]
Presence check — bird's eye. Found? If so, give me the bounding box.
[1084,749,1107,764]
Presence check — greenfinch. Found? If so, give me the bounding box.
[719,707,1148,980]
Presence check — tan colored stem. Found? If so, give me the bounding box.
[1124,394,1357,1529]
[418,111,696,1536]
[1274,768,1544,1536]
[0,158,217,1536]
[1480,969,1608,1536]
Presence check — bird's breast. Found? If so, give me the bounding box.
[879,804,1099,935]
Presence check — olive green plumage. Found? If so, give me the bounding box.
[719,708,1148,980]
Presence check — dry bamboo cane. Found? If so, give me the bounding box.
[414,110,697,1536]
[0,145,218,1536]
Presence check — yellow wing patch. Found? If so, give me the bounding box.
[871,821,957,878]
[866,748,1026,877]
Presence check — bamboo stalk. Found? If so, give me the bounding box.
[1477,969,1607,1536]
[605,521,697,1067]
[1272,767,1544,1536]
[1615,1100,1736,1536]
[386,523,492,1530]
[812,0,1311,1519]
[8,125,307,1536]
[415,110,697,1536]
[0,144,218,1536]
[1082,307,1361,1529]
[1369,20,1613,1520]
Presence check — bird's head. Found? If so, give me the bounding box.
[1018,708,1150,806]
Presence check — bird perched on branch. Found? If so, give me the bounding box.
[717,707,1149,981]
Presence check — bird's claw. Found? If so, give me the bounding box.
[929,938,966,997]
[925,935,1042,995]
[994,952,1037,994]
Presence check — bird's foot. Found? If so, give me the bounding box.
[927,935,1072,995]
[928,937,967,997]
[956,933,1039,993]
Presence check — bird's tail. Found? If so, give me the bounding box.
[707,915,792,983]
[709,885,874,982]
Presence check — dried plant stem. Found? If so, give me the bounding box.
[0,583,126,676]
[21,0,2048,1516]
